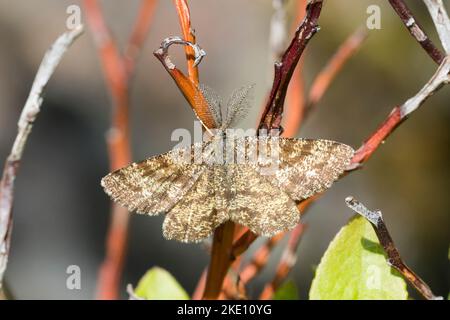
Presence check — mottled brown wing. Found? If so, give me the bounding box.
[101,143,207,215]
[251,137,354,201]
[163,164,229,242]
[227,164,300,237]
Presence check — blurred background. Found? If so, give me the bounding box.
[0,0,449,299]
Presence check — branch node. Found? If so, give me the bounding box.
[155,36,206,69]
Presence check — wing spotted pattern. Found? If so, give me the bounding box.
[101,137,354,242]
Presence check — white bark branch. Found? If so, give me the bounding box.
[0,26,83,290]
[423,0,450,53]
[400,55,450,117]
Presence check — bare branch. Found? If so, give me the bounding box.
[203,221,235,299]
[156,36,206,68]
[345,196,442,300]
[423,0,450,54]
[279,0,307,138]
[153,37,215,131]
[174,0,200,83]
[389,0,445,64]
[124,0,158,75]
[258,0,323,131]
[84,0,157,299]
[0,26,83,289]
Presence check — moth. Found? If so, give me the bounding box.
[101,85,354,242]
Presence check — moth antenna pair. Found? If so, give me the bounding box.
[197,84,255,131]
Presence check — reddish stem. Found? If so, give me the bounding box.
[259,0,323,131]
[84,0,156,299]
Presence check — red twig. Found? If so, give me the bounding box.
[203,221,235,299]
[258,0,323,131]
[172,0,237,301]
[174,0,199,84]
[283,0,308,138]
[153,37,213,129]
[125,0,158,75]
[154,1,230,300]
[84,0,157,300]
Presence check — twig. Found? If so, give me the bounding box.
[203,221,235,299]
[345,197,442,300]
[153,37,215,130]
[282,0,307,138]
[259,223,306,300]
[155,1,236,301]
[244,3,450,298]
[124,0,158,75]
[84,0,156,299]
[259,0,323,131]
[154,1,233,300]
[0,26,83,290]
[305,28,367,117]
[232,0,323,259]
[389,0,444,64]
[174,0,199,83]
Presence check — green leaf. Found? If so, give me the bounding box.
[134,267,189,300]
[309,215,408,300]
[273,280,299,300]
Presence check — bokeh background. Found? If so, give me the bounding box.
[0,0,449,299]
